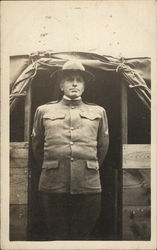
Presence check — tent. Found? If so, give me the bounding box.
[10,51,151,111]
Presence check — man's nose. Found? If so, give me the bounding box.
[72,79,78,86]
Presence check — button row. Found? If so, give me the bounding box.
[68,156,74,161]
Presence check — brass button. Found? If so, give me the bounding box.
[70,141,74,145]
[71,106,75,109]
[70,127,74,130]
[70,157,74,161]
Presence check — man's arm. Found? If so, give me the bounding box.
[97,108,109,167]
[32,107,44,168]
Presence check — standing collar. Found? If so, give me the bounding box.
[63,95,81,101]
[61,96,83,106]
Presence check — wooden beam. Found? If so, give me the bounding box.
[115,79,128,239]
[10,204,27,240]
[10,167,28,205]
[123,144,150,169]
[121,81,128,144]
[113,79,128,239]
[10,142,29,205]
[23,86,33,240]
[122,205,150,240]
[10,142,29,161]
[24,87,32,141]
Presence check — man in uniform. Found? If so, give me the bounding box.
[32,60,109,240]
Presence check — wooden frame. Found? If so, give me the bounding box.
[10,87,32,240]
[120,80,151,240]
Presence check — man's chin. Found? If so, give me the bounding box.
[70,94,79,99]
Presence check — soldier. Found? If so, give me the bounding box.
[32,60,109,240]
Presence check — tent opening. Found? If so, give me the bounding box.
[28,68,122,240]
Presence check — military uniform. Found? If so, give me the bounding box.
[32,53,110,239]
[32,97,109,194]
[32,96,109,240]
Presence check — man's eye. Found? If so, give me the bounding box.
[66,77,73,81]
[76,77,82,82]
[76,77,84,82]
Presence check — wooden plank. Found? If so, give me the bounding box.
[10,142,29,204]
[122,168,150,240]
[24,87,32,141]
[122,205,150,240]
[10,142,29,160]
[10,158,28,169]
[10,204,27,241]
[123,144,151,169]
[10,142,29,148]
[123,169,150,206]
[10,167,28,204]
[10,142,28,168]
[121,82,128,144]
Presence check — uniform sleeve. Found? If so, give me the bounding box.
[97,108,109,167]
[32,107,44,167]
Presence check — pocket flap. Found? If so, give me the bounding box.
[45,160,59,169]
[80,111,101,120]
[87,160,99,170]
[43,113,65,120]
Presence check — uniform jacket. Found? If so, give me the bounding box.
[32,97,109,194]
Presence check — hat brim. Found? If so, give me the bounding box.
[50,69,95,84]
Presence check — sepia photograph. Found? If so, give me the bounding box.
[1,1,157,249]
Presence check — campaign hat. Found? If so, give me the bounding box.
[50,60,95,83]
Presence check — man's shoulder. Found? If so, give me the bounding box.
[36,100,60,113]
[83,102,105,112]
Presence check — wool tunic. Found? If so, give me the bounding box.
[32,98,109,194]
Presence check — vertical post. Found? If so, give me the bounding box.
[24,86,32,240]
[121,81,128,144]
[119,80,128,238]
[115,79,128,239]
[24,87,32,141]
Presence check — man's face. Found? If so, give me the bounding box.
[60,72,85,99]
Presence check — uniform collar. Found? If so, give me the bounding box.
[63,95,81,101]
[61,95,83,106]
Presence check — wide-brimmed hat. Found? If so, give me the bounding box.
[50,60,95,83]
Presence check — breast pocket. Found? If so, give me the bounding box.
[80,111,101,121]
[79,111,101,136]
[43,113,65,121]
[43,113,65,137]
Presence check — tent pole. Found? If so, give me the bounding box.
[24,86,32,240]
[115,79,128,239]
[120,81,128,239]
[24,87,32,141]
[121,82,128,143]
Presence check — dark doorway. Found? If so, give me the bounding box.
[28,68,122,240]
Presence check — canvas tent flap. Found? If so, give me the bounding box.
[124,58,150,82]
[10,52,151,111]
[10,56,31,91]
